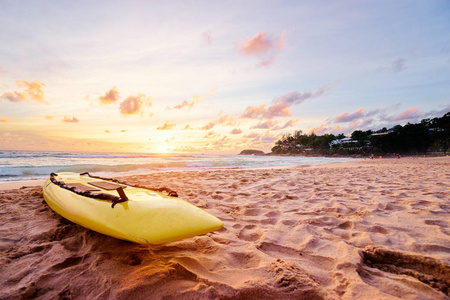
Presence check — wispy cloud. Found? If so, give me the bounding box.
[379,58,407,73]
[273,119,299,130]
[241,83,333,119]
[1,80,46,103]
[250,119,279,129]
[201,122,215,130]
[166,88,216,111]
[157,121,176,130]
[216,113,236,126]
[334,108,364,123]
[390,106,422,122]
[62,116,80,123]
[239,30,286,67]
[202,30,212,44]
[99,86,120,104]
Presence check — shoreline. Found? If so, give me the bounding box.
[1,156,449,299]
[0,155,441,191]
[0,158,362,191]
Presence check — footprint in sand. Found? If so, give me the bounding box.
[358,246,450,298]
[238,224,263,242]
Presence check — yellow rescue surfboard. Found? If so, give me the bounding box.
[43,172,223,244]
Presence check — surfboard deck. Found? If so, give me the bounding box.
[43,172,223,244]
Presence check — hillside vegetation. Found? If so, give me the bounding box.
[271,112,450,156]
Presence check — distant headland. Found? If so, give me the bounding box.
[238,149,267,156]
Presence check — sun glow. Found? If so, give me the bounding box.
[153,143,172,154]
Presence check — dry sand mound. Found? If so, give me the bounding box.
[1,157,449,299]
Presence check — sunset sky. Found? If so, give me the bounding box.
[1,1,449,154]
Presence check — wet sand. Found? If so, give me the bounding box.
[1,157,449,299]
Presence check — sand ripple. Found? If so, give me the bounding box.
[1,157,449,299]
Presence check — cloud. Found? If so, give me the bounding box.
[119,94,152,116]
[204,131,217,138]
[201,122,215,130]
[217,114,236,126]
[230,128,242,135]
[261,132,278,143]
[273,119,299,130]
[239,30,286,67]
[203,30,212,44]
[240,30,285,55]
[1,118,9,123]
[1,80,46,103]
[183,124,193,130]
[62,116,80,123]
[241,83,333,119]
[308,123,329,135]
[99,86,120,104]
[168,98,199,111]
[251,119,279,129]
[241,104,268,119]
[379,58,407,73]
[199,113,237,130]
[167,88,216,111]
[244,132,261,140]
[334,108,365,123]
[390,106,422,122]
[157,121,176,130]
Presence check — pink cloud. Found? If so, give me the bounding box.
[167,88,216,111]
[203,131,216,138]
[391,107,422,122]
[99,86,120,104]
[62,116,80,123]
[334,108,364,123]
[251,120,279,129]
[119,94,152,116]
[266,102,292,118]
[309,124,325,135]
[244,132,261,140]
[240,101,292,119]
[240,32,273,55]
[261,132,278,142]
[1,80,46,103]
[201,122,215,130]
[241,83,333,119]
[230,128,242,135]
[239,30,286,67]
[240,104,267,119]
[273,119,299,130]
[157,121,176,130]
[203,30,212,44]
[217,114,236,126]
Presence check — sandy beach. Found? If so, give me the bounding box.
[1,157,449,299]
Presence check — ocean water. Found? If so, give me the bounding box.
[0,150,358,182]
